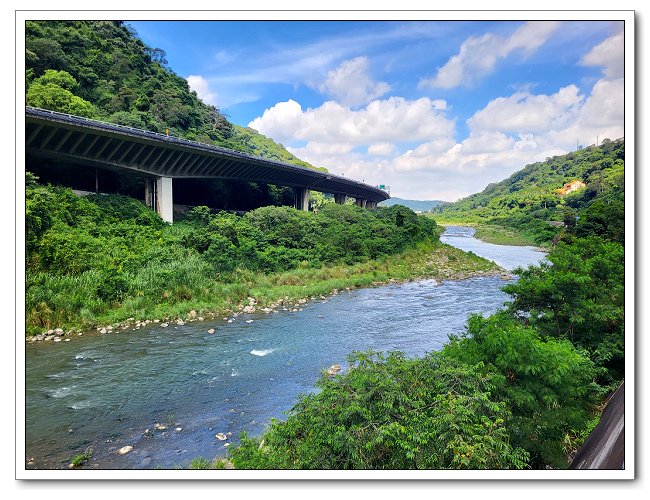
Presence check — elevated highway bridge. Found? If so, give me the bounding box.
[25,106,390,222]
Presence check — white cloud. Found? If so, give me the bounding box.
[186,75,217,106]
[581,31,624,78]
[248,97,455,146]
[318,56,390,107]
[368,142,396,156]
[421,21,561,89]
[467,85,584,134]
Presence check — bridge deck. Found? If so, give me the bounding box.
[25,107,389,204]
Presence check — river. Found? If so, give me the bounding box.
[24,226,546,470]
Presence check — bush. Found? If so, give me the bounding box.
[228,351,529,470]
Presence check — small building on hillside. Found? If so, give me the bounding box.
[555,180,586,196]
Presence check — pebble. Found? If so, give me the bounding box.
[207,328,215,334]
[175,427,182,432]
[161,323,169,328]
[245,320,254,324]
[117,445,133,455]
[215,432,227,441]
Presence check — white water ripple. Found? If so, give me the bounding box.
[250,349,274,357]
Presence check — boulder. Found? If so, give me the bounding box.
[327,364,342,375]
[117,445,133,455]
[215,432,227,441]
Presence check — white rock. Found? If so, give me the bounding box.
[64,339,71,342]
[188,310,197,319]
[327,364,342,375]
[176,320,185,326]
[153,319,160,323]
[245,320,253,324]
[161,323,169,328]
[53,338,61,343]
[175,427,182,432]
[117,445,133,455]
[215,432,227,441]
[78,333,83,336]
[207,328,215,334]
[100,328,107,334]
[198,317,204,321]
[242,305,255,314]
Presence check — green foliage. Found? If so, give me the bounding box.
[26,70,96,117]
[228,351,529,470]
[443,312,598,468]
[502,237,625,386]
[189,457,215,470]
[25,179,439,333]
[437,139,625,245]
[69,447,92,468]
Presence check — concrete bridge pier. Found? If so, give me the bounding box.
[145,176,173,223]
[355,197,367,208]
[294,187,310,211]
[334,194,347,205]
[366,200,377,209]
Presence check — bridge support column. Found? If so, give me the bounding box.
[366,200,377,209]
[355,197,367,208]
[156,176,174,223]
[294,187,310,211]
[334,194,347,205]
[144,178,155,210]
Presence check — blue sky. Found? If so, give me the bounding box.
[128,19,624,201]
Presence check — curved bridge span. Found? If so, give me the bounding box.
[25,106,389,221]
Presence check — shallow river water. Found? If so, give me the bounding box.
[25,226,546,469]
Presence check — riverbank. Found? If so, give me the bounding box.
[432,218,550,249]
[28,238,504,342]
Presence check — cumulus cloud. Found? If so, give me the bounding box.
[318,56,391,107]
[248,97,455,146]
[421,21,560,89]
[368,142,396,156]
[581,30,624,78]
[186,75,217,106]
[467,85,584,134]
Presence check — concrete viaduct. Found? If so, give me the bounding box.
[25,106,390,222]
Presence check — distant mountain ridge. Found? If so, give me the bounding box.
[379,197,449,212]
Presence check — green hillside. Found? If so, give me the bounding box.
[379,197,449,212]
[25,20,320,171]
[435,139,625,245]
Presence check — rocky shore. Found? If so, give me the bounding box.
[27,259,509,344]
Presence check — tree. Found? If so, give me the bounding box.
[26,70,96,117]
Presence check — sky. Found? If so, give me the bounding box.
[127,19,625,201]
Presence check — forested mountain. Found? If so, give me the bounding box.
[436,139,625,245]
[25,20,319,171]
[379,197,449,212]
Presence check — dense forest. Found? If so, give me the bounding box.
[435,139,625,246]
